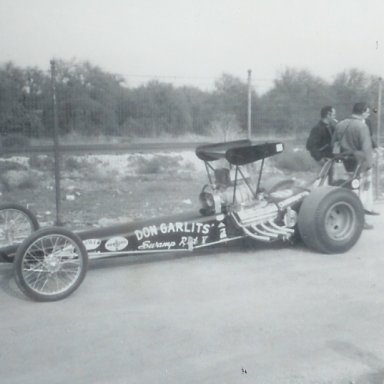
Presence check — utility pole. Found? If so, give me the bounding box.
[376,77,382,199]
[247,69,252,139]
[50,59,63,225]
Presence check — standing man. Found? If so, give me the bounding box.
[332,102,379,229]
[306,106,337,162]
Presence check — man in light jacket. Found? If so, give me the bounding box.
[332,102,379,229]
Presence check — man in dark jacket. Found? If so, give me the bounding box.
[306,106,337,162]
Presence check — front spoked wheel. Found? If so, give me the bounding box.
[0,204,39,262]
[14,228,88,301]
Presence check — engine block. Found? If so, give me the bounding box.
[231,201,296,242]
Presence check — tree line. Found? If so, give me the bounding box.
[0,60,381,141]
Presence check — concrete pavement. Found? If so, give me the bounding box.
[1,202,384,384]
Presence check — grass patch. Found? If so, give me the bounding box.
[137,158,162,174]
[29,155,54,171]
[64,157,85,171]
[0,160,27,173]
[272,146,318,172]
[0,170,38,190]
[134,154,186,174]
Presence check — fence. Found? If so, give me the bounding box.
[1,61,383,142]
[0,60,383,226]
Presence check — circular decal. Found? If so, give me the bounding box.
[351,179,360,189]
[83,238,101,251]
[105,237,129,251]
[216,214,225,222]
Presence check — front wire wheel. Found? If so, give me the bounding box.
[14,228,88,301]
[0,204,39,262]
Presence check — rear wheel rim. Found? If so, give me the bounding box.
[324,201,356,241]
[20,234,83,297]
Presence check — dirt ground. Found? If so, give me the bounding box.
[0,152,207,230]
[0,150,320,231]
[5,173,205,230]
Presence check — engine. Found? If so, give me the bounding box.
[199,167,298,242]
[199,183,255,213]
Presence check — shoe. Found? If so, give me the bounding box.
[363,222,374,230]
[364,210,380,216]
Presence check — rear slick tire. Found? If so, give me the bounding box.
[298,187,364,254]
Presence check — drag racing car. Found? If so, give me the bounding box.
[11,140,365,301]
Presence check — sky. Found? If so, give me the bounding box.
[1,0,384,94]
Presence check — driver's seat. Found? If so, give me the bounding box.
[314,154,362,189]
